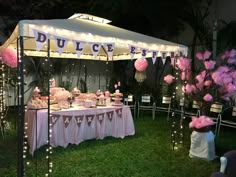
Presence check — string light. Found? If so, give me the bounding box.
[0,61,6,138]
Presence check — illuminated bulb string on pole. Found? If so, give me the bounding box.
[45,39,53,177]
[170,54,185,150]
[170,55,178,150]
[0,60,6,137]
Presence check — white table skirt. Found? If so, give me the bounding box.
[25,105,135,155]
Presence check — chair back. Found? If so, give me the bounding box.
[232,106,236,117]
[192,101,200,109]
[210,103,223,113]
[141,95,152,104]
[124,95,135,105]
[162,96,171,104]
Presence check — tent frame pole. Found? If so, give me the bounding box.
[17,36,25,177]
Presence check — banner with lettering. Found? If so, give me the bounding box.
[97,113,105,124]
[106,111,114,121]
[89,42,101,58]
[86,114,95,126]
[33,29,49,51]
[161,51,167,64]
[141,48,148,59]
[72,40,86,58]
[74,115,84,127]
[128,45,136,60]
[103,43,115,59]
[151,51,158,64]
[63,115,73,128]
[32,29,184,60]
[54,36,69,55]
[50,114,60,127]
[115,108,122,118]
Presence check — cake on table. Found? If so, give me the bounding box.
[112,90,123,105]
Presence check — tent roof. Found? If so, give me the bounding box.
[0,14,188,61]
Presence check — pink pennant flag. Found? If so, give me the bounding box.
[97,113,105,124]
[106,111,114,121]
[50,114,60,127]
[63,115,72,128]
[86,114,95,126]
[74,115,84,127]
[115,108,122,118]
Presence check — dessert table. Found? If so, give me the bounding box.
[25,105,135,155]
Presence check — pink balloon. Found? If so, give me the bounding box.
[134,58,148,71]
[0,48,18,68]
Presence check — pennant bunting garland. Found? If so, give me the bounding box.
[50,114,60,127]
[33,29,49,51]
[32,29,185,60]
[97,113,105,124]
[115,108,122,118]
[128,45,136,60]
[86,114,94,126]
[103,43,115,59]
[74,115,84,127]
[106,111,114,121]
[63,115,73,128]
[89,42,101,58]
[54,36,69,55]
[72,40,86,58]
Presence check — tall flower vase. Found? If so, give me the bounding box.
[189,116,217,161]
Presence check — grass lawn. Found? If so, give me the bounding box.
[1,111,236,177]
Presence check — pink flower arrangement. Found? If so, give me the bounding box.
[189,115,215,129]
[164,49,236,115]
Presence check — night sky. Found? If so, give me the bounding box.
[0,0,235,48]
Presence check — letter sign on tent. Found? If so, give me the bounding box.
[33,29,49,51]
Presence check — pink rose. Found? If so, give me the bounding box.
[164,74,174,84]
[203,93,213,102]
[204,60,216,70]
[204,80,212,86]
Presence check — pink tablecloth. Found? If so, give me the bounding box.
[25,105,135,155]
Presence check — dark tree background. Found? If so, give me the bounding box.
[0,0,235,100]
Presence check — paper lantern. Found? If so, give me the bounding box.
[135,70,147,83]
[134,58,148,71]
[0,48,18,68]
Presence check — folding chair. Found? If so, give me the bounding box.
[124,94,137,118]
[155,96,171,120]
[217,106,236,136]
[137,94,155,120]
[185,100,201,118]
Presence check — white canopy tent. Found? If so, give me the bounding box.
[0,13,188,60]
[1,14,189,177]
